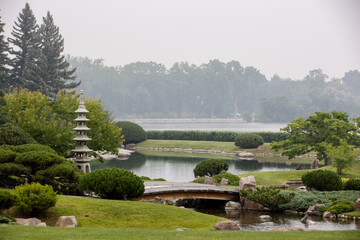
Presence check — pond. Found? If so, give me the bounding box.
[90,152,309,182]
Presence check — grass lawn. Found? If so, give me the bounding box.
[4,195,226,230]
[1,225,359,240]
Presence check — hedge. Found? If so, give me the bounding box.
[146,130,287,143]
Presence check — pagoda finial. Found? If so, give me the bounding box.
[80,90,85,105]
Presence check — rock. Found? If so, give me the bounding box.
[305,204,325,216]
[239,175,256,191]
[237,151,255,160]
[16,218,46,226]
[284,210,298,215]
[297,186,307,191]
[240,197,264,211]
[284,180,303,185]
[125,143,136,150]
[220,178,229,186]
[176,228,189,231]
[225,201,241,211]
[272,227,319,231]
[214,220,240,230]
[355,198,360,211]
[306,219,317,225]
[118,149,132,157]
[300,214,308,224]
[55,216,78,227]
[258,215,272,221]
[153,196,173,205]
[310,159,319,169]
[296,165,308,170]
[204,177,216,185]
[323,211,336,219]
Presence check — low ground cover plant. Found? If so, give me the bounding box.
[326,200,354,214]
[213,172,239,186]
[193,159,229,177]
[301,170,343,191]
[79,168,145,199]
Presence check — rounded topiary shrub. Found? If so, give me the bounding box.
[15,151,64,173]
[193,159,229,177]
[301,170,343,191]
[0,123,36,146]
[234,133,264,149]
[0,149,17,163]
[213,172,240,186]
[0,190,18,210]
[11,182,57,215]
[344,178,360,190]
[0,163,30,188]
[79,168,144,199]
[326,200,354,214]
[116,121,146,145]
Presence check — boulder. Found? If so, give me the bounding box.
[306,219,317,225]
[125,143,136,150]
[258,215,272,221]
[237,151,255,160]
[204,177,216,185]
[310,159,319,169]
[220,178,229,186]
[305,204,325,216]
[355,198,360,211]
[225,201,241,211]
[284,210,298,215]
[239,175,256,191]
[153,196,173,205]
[300,214,308,224]
[55,216,78,227]
[16,218,46,226]
[214,220,240,230]
[271,227,319,231]
[323,211,336,219]
[240,197,264,211]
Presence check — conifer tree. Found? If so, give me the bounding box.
[8,3,41,91]
[38,11,79,98]
[0,15,12,90]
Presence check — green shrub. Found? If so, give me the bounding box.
[193,177,206,184]
[12,182,57,215]
[235,133,264,149]
[0,123,36,146]
[152,178,166,181]
[213,172,240,186]
[15,151,64,174]
[240,187,294,212]
[10,144,57,155]
[79,168,144,199]
[0,190,18,210]
[0,149,17,163]
[344,178,360,190]
[0,163,30,188]
[301,170,343,191]
[116,121,146,145]
[193,159,229,177]
[140,176,151,181]
[0,215,16,224]
[326,200,354,214]
[279,190,360,211]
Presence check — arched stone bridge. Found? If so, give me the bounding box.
[131,182,239,201]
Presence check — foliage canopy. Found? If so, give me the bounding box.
[193,159,229,177]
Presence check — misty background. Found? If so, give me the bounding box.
[1,0,359,122]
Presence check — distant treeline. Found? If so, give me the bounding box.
[146,130,288,143]
[68,57,360,122]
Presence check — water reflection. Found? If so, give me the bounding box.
[90,153,310,182]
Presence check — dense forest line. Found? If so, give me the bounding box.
[68,57,360,122]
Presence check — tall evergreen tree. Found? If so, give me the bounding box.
[0,15,12,90]
[38,11,79,97]
[8,3,41,91]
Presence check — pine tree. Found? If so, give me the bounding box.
[38,11,79,98]
[8,3,41,91]
[0,16,12,91]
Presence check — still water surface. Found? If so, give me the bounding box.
[90,153,306,182]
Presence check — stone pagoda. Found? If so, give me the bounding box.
[72,90,92,173]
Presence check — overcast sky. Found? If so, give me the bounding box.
[1,0,359,80]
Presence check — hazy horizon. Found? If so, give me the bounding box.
[1,0,359,80]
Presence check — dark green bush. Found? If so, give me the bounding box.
[193,159,229,177]
[12,182,57,216]
[235,133,264,149]
[0,190,18,210]
[0,149,17,163]
[10,144,57,155]
[193,177,206,184]
[140,176,151,181]
[344,178,360,190]
[152,178,166,181]
[279,190,360,211]
[0,215,16,224]
[0,163,30,188]
[301,170,343,191]
[116,121,146,145]
[213,172,240,186]
[15,151,64,174]
[326,200,354,214]
[79,168,145,199]
[240,187,295,211]
[0,123,36,146]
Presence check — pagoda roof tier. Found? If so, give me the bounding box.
[72,145,93,153]
[75,106,89,113]
[73,135,92,141]
[73,157,92,163]
[73,126,91,131]
[75,116,90,121]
